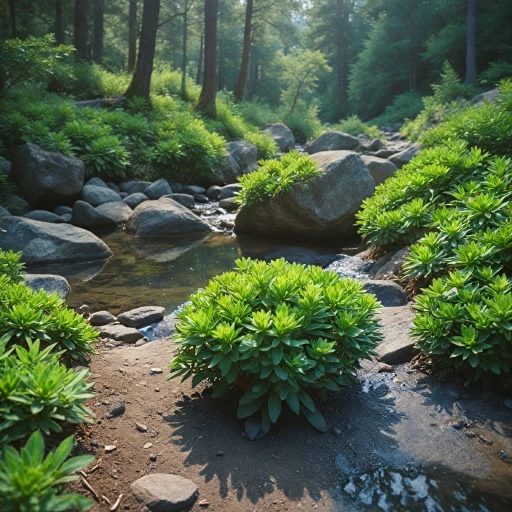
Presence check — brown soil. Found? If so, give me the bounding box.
[72,338,340,512]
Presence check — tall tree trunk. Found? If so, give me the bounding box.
[128,0,137,73]
[55,0,64,44]
[465,0,477,85]
[74,0,89,60]
[246,54,258,100]
[124,0,161,99]
[180,0,188,97]
[218,40,225,90]
[196,0,218,118]
[234,0,253,101]
[407,0,418,91]
[93,0,104,63]
[196,31,204,84]
[8,0,16,38]
[335,0,348,119]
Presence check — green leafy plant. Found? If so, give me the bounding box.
[0,250,24,284]
[236,151,321,207]
[0,430,94,512]
[0,338,95,443]
[331,115,384,140]
[168,258,382,432]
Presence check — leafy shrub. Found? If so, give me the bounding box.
[280,103,322,143]
[0,338,94,443]
[0,35,74,99]
[372,91,424,128]
[238,99,277,128]
[331,115,384,140]
[0,430,94,512]
[236,151,321,207]
[431,62,470,106]
[0,170,16,211]
[478,61,512,87]
[0,250,24,283]
[168,258,381,432]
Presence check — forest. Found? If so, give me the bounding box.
[1,1,512,511]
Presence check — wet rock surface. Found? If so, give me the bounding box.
[23,273,71,299]
[118,306,165,328]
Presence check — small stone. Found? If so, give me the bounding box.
[107,400,125,417]
[393,378,403,384]
[216,451,224,457]
[154,388,160,392]
[149,453,158,462]
[135,339,147,347]
[465,432,476,438]
[199,499,210,507]
[102,400,110,405]
[89,310,116,326]
[478,435,493,445]
[447,419,465,430]
[136,422,148,433]
[79,304,90,317]
[144,442,153,449]
[378,363,394,373]
[151,368,163,374]
[333,427,342,436]
[244,416,262,441]
[105,445,117,453]
[90,440,99,447]
[156,409,163,415]
[504,398,512,409]
[499,450,510,463]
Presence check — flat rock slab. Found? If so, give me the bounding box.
[23,274,70,299]
[363,280,408,307]
[89,310,116,326]
[131,473,198,512]
[375,305,417,364]
[99,324,143,344]
[118,306,165,328]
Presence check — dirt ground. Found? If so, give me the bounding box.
[71,337,512,512]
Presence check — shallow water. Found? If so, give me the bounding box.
[29,231,363,315]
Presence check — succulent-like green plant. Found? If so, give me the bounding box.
[168,258,382,432]
[0,250,24,284]
[0,430,94,512]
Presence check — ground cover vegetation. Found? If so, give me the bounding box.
[169,258,382,432]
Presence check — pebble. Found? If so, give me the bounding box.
[156,409,163,415]
[151,368,163,374]
[136,422,148,433]
[199,500,210,507]
[447,419,465,430]
[216,451,224,457]
[102,400,110,405]
[105,445,117,453]
[378,363,394,373]
[478,435,493,445]
[90,440,99,447]
[144,442,153,449]
[465,432,476,438]
[499,450,510,463]
[154,388,160,392]
[149,453,158,462]
[105,400,125,418]
[332,427,342,436]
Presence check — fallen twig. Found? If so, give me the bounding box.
[110,494,123,512]
[80,475,99,501]
[102,495,112,506]
[88,458,102,473]
[270,453,283,461]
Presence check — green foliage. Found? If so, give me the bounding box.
[280,103,322,143]
[0,338,95,443]
[431,62,470,106]
[0,35,74,99]
[236,151,321,207]
[331,115,384,140]
[168,258,381,432]
[238,99,277,128]
[0,430,94,512]
[478,61,512,87]
[0,250,24,284]
[372,92,425,128]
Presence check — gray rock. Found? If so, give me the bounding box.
[261,123,295,153]
[53,205,73,216]
[363,280,408,307]
[370,247,410,279]
[89,310,116,326]
[1,159,11,176]
[119,180,140,193]
[10,143,85,207]
[131,474,199,512]
[219,197,239,212]
[144,179,172,199]
[99,324,143,344]
[23,274,70,299]
[125,199,211,237]
[118,306,165,328]
[219,184,241,201]
[363,138,384,152]
[226,140,258,173]
[71,200,116,229]
[82,185,122,207]
[124,193,149,209]
[107,400,125,417]
[375,149,396,159]
[61,213,72,222]
[10,195,29,214]
[504,398,512,410]
[206,185,222,200]
[0,206,11,218]
[85,177,109,188]
[107,182,120,192]
[388,144,420,169]
[0,217,112,265]
[471,88,500,106]
[119,192,128,199]
[183,185,206,195]
[375,306,417,364]
[307,132,360,154]
[361,155,398,186]
[96,201,133,225]
[168,182,184,193]
[211,154,242,185]
[162,194,195,209]
[235,151,374,241]
[24,210,66,223]
[245,416,263,441]
[193,194,209,203]
[264,247,338,268]
[127,181,152,195]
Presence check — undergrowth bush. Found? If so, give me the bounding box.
[0,430,94,511]
[236,151,320,207]
[372,91,424,128]
[280,103,322,143]
[168,258,382,432]
[331,115,384,140]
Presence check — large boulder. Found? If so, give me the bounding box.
[388,144,420,169]
[261,123,295,153]
[24,210,66,223]
[235,151,374,241]
[96,202,133,225]
[218,184,241,200]
[124,193,149,209]
[162,193,195,209]
[23,274,71,299]
[226,140,258,174]
[362,280,408,307]
[307,132,360,154]
[0,206,11,218]
[361,155,398,186]
[0,217,112,266]
[10,143,85,207]
[125,198,211,237]
[144,179,172,199]
[471,88,500,106]
[71,200,116,229]
[82,185,122,207]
